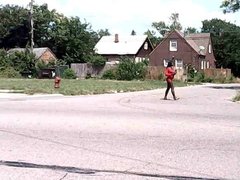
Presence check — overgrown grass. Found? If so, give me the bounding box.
[233,91,240,102]
[0,78,187,95]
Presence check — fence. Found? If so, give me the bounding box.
[201,68,231,78]
[71,63,105,78]
[146,66,185,81]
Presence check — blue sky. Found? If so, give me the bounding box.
[1,0,240,35]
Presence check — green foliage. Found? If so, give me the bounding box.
[221,0,240,13]
[86,55,107,67]
[201,19,240,77]
[102,69,116,80]
[115,57,147,81]
[0,67,21,78]
[62,68,77,79]
[158,73,164,80]
[97,29,111,39]
[0,48,37,77]
[233,92,240,102]
[0,5,28,38]
[0,4,98,66]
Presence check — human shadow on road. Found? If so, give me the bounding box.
[0,160,222,180]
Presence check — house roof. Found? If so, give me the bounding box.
[8,47,55,59]
[163,30,211,56]
[94,35,149,55]
[185,33,210,56]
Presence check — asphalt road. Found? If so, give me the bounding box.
[0,84,240,180]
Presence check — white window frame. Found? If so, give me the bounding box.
[170,40,177,51]
[144,42,148,50]
[208,44,212,54]
[175,59,183,69]
[201,60,207,69]
[207,61,210,69]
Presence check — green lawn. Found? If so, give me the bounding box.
[233,91,240,102]
[0,78,187,95]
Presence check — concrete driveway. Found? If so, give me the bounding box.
[0,84,239,180]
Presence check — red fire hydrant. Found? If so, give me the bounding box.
[54,76,61,88]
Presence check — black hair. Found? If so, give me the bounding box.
[167,62,173,67]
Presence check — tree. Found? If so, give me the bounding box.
[201,18,240,76]
[169,13,182,31]
[221,0,240,13]
[97,29,111,39]
[144,30,161,47]
[152,21,168,37]
[0,4,103,66]
[184,27,198,34]
[0,4,29,48]
[131,30,136,35]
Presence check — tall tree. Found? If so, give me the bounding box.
[97,29,111,39]
[152,21,168,37]
[144,30,161,47]
[131,30,136,36]
[0,4,29,48]
[221,0,240,13]
[169,13,182,31]
[184,27,198,34]
[201,18,240,76]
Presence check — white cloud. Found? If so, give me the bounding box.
[1,0,240,35]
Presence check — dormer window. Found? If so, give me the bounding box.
[208,44,212,53]
[144,42,148,50]
[170,40,177,51]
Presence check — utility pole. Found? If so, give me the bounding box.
[29,0,34,53]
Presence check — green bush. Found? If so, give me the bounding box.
[233,92,240,102]
[62,68,77,79]
[115,57,147,80]
[0,67,21,78]
[87,55,107,67]
[102,69,116,79]
[194,72,205,82]
[158,73,164,80]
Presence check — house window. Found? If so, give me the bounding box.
[144,42,148,50]
[201,60,207,69]
[207,61,210,68]
[170,40,177,51]
[208,44,212,53]
[175,59,183,69]
[135,57,141,62]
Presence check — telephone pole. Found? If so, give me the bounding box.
[29,0,34,53]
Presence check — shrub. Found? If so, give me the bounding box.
[158,73,164,80]
[62,68,77,79]
[87,55,107,67]
[233,92,240,102]
[115,57,147,80]
[0,67,21,78]
[102,69,116,79]
[194,72,205,82]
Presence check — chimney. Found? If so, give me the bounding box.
[114,34,119,43]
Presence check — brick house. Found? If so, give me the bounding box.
[94,34,153,62]
[8,47,57,63]
[149,30,216,70]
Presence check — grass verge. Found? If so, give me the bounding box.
[233,91,240,102]
[0,78,187,96]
